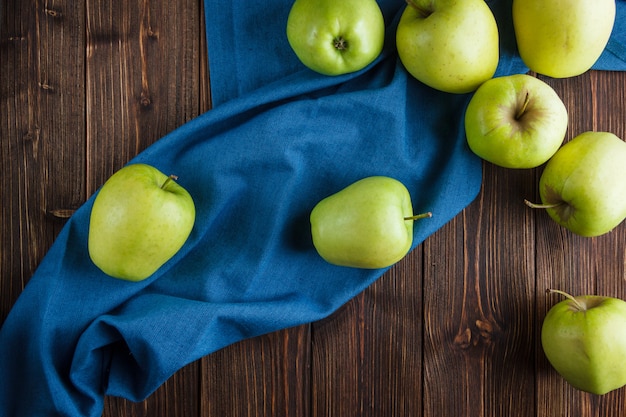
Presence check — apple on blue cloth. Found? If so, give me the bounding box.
[1,0,626,416]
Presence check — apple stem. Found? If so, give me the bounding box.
[546,288,586,311]
[333,36,348,51]
[404,212,433,221]
[524,199,563,210]
[161,174,179,190]
[405,0,432,17]
[515,92,531,120]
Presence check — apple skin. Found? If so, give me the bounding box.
[396,0,499,94]
[465,74,568,169]
[528,131,626,237]
[286,0,385,76]
[513,0,616,78]
[542,290,626,395]
[310,176,420,269]
[88,163,196,281]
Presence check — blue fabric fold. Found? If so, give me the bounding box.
[1,0,625,416]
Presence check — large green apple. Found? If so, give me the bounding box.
[88,163,196,281]
[310,176,431,269]
[396,0,499,94]
[542,289,626,395]
[286,0,385,76]
[513,0,616,78]
[465,74,568,168]
[525,131,626,237]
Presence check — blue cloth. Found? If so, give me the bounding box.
[1,1,625,415]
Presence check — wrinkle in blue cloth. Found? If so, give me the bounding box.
[1,0,625,416]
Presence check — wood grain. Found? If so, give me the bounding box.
[1,1,626,416]
[84,0,204,192]
[311,255,424,417]
[201,326,311,417]
[423,161,536,417]
[1,0,86,318]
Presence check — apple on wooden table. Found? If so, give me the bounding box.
[310,176,432,269]
[396,0,499,94]
[525,131,626,237]
[88,163,196,281]
[464,74,568,169]
[286,0,385,76]
[542,289,626,395]
[513,0,616,78]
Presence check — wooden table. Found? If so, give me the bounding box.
[2,2,625,416]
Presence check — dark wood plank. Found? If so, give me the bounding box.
[84,0,204,192]
[0,0,86,320]
[535,71,626,417]
[310,254,424,417]
[200,326,311,417]
[422,162,536,417]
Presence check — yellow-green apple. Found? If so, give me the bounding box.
[513,0,616,78]
[88,163,196,281]
[525,131,626,237]
[465,74,568,168]
[542,289,626,395]
[286,0,385,76]
[396,0,499,94]
[310,176,431,269]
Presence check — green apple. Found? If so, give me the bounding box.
[286,0,385,76]
[542,289,626,395]
[465,74,568,169]
[513,0,616,78]
[525,131,626,237]
[310,176,431,269]
[396,0,499,94]
[88,163,196,281]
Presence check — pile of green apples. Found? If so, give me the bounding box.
[284,0,626,397]
[88,0,626,276]
[287,0,625,255]
[86,0,626,397]
[286,0,616,88]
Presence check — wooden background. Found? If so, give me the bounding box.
[2,1,626,416]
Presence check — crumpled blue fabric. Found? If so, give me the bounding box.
[1,1,625,416]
